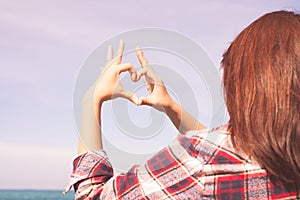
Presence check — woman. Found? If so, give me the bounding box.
[64,11,300,199]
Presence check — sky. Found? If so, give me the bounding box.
[0,0,299,190]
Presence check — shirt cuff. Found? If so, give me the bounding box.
[63,150,113,195]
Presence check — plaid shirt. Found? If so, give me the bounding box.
[64,125,300,199]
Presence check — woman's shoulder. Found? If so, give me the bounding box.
[183,123,231,146]
[179,124,251,165]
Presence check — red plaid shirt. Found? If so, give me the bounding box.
[64,125,300,199]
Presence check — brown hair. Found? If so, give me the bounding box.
[222,11,300,182]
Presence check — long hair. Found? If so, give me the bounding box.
[222,11,300,182]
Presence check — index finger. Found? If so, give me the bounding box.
[114,39,124,64]
[136,46,149,67]
[105,45,113,64]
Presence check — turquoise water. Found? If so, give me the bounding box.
[0,190,75,200]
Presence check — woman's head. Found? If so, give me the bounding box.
[222,11,300,182]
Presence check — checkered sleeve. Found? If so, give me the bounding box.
[63,150,114,199]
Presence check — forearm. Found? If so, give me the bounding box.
[77,92,103,155]
[164,99,206,134]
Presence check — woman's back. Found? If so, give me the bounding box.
[185,125,300,199]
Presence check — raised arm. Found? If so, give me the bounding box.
[135,47,206,134]
[77,40,139,155]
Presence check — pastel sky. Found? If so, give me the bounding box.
[0,0,299,190]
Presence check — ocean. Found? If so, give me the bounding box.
[0,190,75,200]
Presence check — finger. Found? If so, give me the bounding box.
[136,68,154,92]
[118,63,135,73]
[118,63,137,81]
[138,96,152,106]
[145,82,153,93]
[136,46,149,67]
[136,68,147,81]
[114,39,124,64]
[105,45,113,64]
[120,90,139,105]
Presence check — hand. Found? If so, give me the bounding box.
[135,47,173,111]
[135,47,206,132]
[85,40,139,105]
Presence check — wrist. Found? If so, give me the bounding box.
[83,86,105,104]
[83,92,103,112]
[163,98,179,114]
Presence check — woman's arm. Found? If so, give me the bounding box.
[164,99,206,134]
[77,92,102,154]
[135,48,206,134]
[77,41,139,155]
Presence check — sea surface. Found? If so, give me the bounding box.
[0,190,75,200]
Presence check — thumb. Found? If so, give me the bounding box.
[138,96,153,106]
[120,90,139,105]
